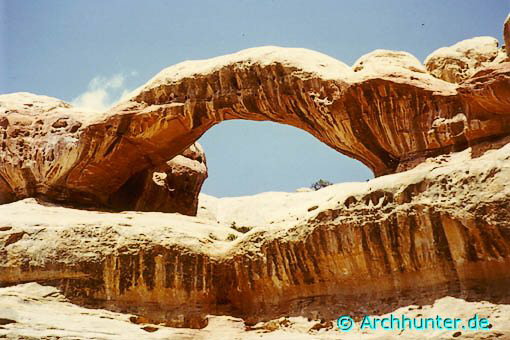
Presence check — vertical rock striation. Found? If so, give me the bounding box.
[1,17,510,331]
[1,141,509,327]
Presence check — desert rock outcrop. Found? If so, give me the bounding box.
[1,140,509,327]
[425,37,503,83]
[0,92,206,215]
[2,41,510,210]
[2,283,510,339]
[1,17,510,336]
[67,48,510,205]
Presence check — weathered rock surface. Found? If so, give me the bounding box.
[425,37,503,83]
[2,283,509,339]
[1,19,510,337]
[2,36,510,210]
[109,143,207,215]
[1,141,509,327]
[64,51,510,205]
[0,93,207,215]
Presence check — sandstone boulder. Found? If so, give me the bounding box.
[109,143,207,215]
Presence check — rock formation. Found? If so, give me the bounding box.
[109,143,207,216]
[2,283,510,339]
[1,139,509,328]
[1,15,510,339]
[0,92,207,215]
[425,37,504,83]
[56,51,510,205]
[2,37,510,210]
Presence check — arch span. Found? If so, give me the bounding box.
[64,47,510,204]
[1,46,510,211]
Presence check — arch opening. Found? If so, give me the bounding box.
[198,120,373,197]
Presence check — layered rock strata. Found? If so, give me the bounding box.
[1,18,510,332]
[1,141,509,327]
[61,53,510,205]
[2,283,510,339]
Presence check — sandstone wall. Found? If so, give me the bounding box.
[1,141,509,327]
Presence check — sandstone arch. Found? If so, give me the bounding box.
[2,25,510,331]
[1,46,510,211]
[65,48,510,205]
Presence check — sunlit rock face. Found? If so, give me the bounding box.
[424,37,504,83]
[1,140,509,328]
[0,92,206,215]
[1,17,510,333]
[3,283,510,339]
[0,93,86,204]
[66,47,510,204]
[2,36,510,210]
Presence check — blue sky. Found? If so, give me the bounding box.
[2,1,508,196]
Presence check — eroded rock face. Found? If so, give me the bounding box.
[0,93,87,204]
[0,93,206,215]
[109,143,207,215]
[71,54,510,201]
[1,17,510,337]
[3,283,510,339]
[425,37,503,83]
[458,62,510,116]
[2,36,510,210]
[1,141,509,327]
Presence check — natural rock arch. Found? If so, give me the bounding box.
[1,45,509,212]
[66,47,510,203]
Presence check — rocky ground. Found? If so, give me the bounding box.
[1,283,509,339]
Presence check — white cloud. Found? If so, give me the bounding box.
[72,73,134,111]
